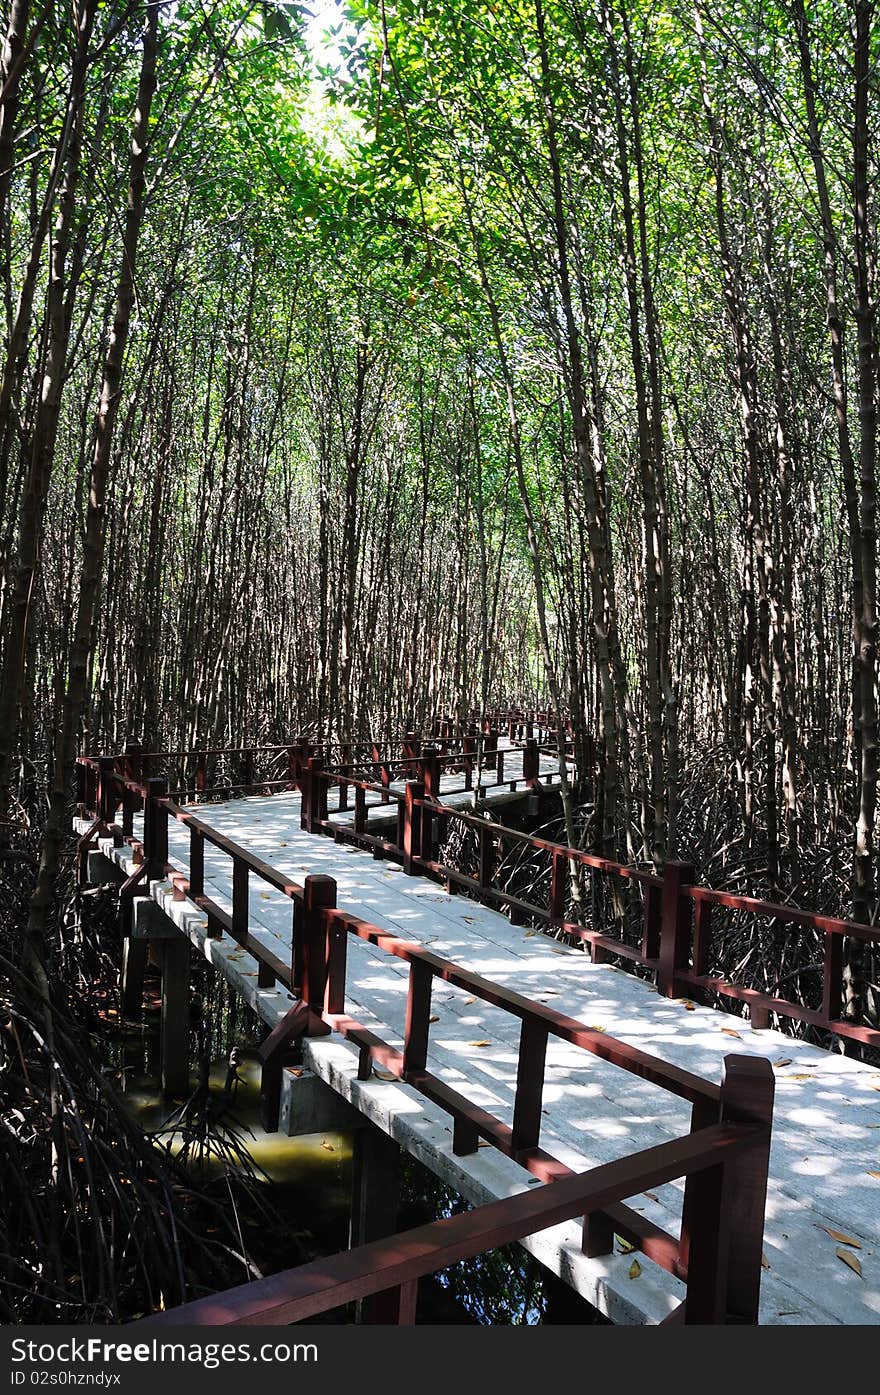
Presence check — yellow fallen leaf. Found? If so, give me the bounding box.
[373,1067,396,1082]
[321,1141,335,1152]
[463,996,477,1005]
[469,1040,491,1047]
[615,1237,635,1254]
[721,1028,741,1039]
[260,893,271,900]
[628,1259,641,1279]
[478,1140,492,1149]
[682,1000,696,1011]
[867,1171,880,1181]
[837,1248,863,1277]
[783,1074,814,1081]
[761,1254,771,1270]
[820,1226,861,1248]
[774,1059,793,1068]
[589,1025,606,1033]
[524,930,540,937]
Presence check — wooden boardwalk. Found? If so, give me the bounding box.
[78,769,880,1327]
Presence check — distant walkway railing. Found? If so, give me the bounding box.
[303,760,880,1052]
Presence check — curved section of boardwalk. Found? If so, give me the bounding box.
[83,787,880,1325]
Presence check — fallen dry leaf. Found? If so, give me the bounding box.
[643,1192,659,1203]
[469,1040,491,1048]
[589,1024,606,1033]
[836,1248,863,1277]
[463,996,477,1005]
[819,1226,861,1249]
[463,916,475,923]
[373,1067,396,1082]
[628,1259,641,1279]
[721,1028,742,1039]
[260,893,271,900]
[615,1237,635,1255]
[428,1015,440,1024]
[321,1141,335,1153]
[761,1254,771,1270]
[783,1074,814,1081]
[478,1140,492,1149]
[683,1000,696,1011]
[774,1059,793,1068]
[867,1170,880,1181]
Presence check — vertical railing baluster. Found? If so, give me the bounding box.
[511,1017,548,1154]
[822,930,844,1025]
[657,861,695,999]
[232,856,248,943]
[641,881,662,962]
[403,958,433,1077]
[189,825,204,900]
[403,780,424,875]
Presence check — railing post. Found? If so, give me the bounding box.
[298,873,337,1012]
[657,860,695,998]
[718,1055,774,1323]
[75,759,87,815]
[243,748,254,793]
[306,756,325,833]
[511,1017,548,1155]
[325,909,348,1015]
[641,882,662,962]
[232,856,248,944]
[420,744,440,800]
[97,755,117,826]
[144,776,168,878]
[486,726,499,775]
[403,957,433,1076]
[354,783,367,834]
[523,737,539,788]
[287,745,297,791]
[682,1057,774,1324]
[195,751,207,797]
[403,780,424,875]
[463,730,476,790]
[300,759,312,830]
[124,736,143,787]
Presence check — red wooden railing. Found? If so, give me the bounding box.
[297,762,880,1052]
[76,761,775,1323]
[135,1065,772,1327]
[77,728,880,1053]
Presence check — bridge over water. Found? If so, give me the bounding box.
[75,721,880,1326]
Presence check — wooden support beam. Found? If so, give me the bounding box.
[160,936,190,1098]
